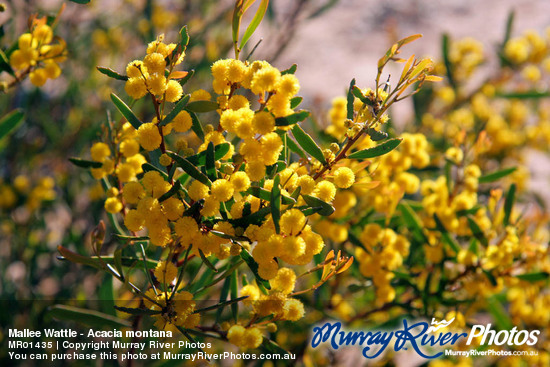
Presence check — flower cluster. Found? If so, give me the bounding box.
[143,289,200,332]
[0,175,55,211]
[8,18,66,87]
[355,224,410,305]
[124,35,185,102]
[73,29,438,353]
[213,58,300,176]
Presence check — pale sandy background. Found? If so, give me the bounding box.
[250,0,550,206]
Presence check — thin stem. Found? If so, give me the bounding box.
[140,243,158,295]
[245,38,263,61]
[169,244,193,302]
[194,259,244,293]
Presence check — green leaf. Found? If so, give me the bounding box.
[0,48,15,76]
[187,143,230,166]
[230,271,239,323]
[478,167,516,183]
[366,127,388,141]
[210,230,249,242]
[275,110,310,126]
[113,306,161,316]
[178,329,209,355]
[180,25,190,47]
[396,34,423,48]
[271,175,281,233]
[398,202,427,243]
[110,93,142,129]
[199,249,218,272]
[205,142,217,181]
[97,66,128,81]
[85,255,158,270]
[483,269,498,286]
[113,248,124,281]
[300,207,318,216]
[0,109,24,140]
[215,277,231,323]
[276,130,306,159]
[456,206,482,217]
[138,242,156,290]
[272,160,289,177]
[142,162,168,179]
[147,149,163,170]
[487,296,513,330]
[307,0,340,19]
[240,248,271,290]
[515,272,549,282]
[159,94,190,127]
[442,34,456,90]
[197,259,244,293]
[351,86,368,104]
[412,84,433,125]
[392,271,412,280]
[422,271,433,312]
[261,339,291,356]
[183,200,204,218]
[57,245,102,270]
[239,0,269,50]
[503,11,515,46]
[466,216,488,246]
[69,0,90,3]
[503,183,516,226]
[177,25,190,53]
[346,231,368,254]
[347,78,356,120]
[230,206,271,227]
[433,214,460,254]
[468,238,479,256]
[49,305,130,328]
[158,181,181,202]
[167,152,212,187]
[69,157,102,169]
[302,194,335,216]
[291,124,327,165]
[348,138,402,159]
[187,110,205,140]
[290,186,301,201]
[444,161,452,193]
[494,90,550,99]
[290,97,303,109]
[498,10,515,67]
[186,100,218,113]
[401,199,424,211]
[281,64,297,75]
[347,284,365,293]
[232,2,242,54]
[98,275,116,316]
[113,234,150,241]
[180,69,195,86]
[246,186,295,205]
[168,157,179,180]
[194,296,248,314]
